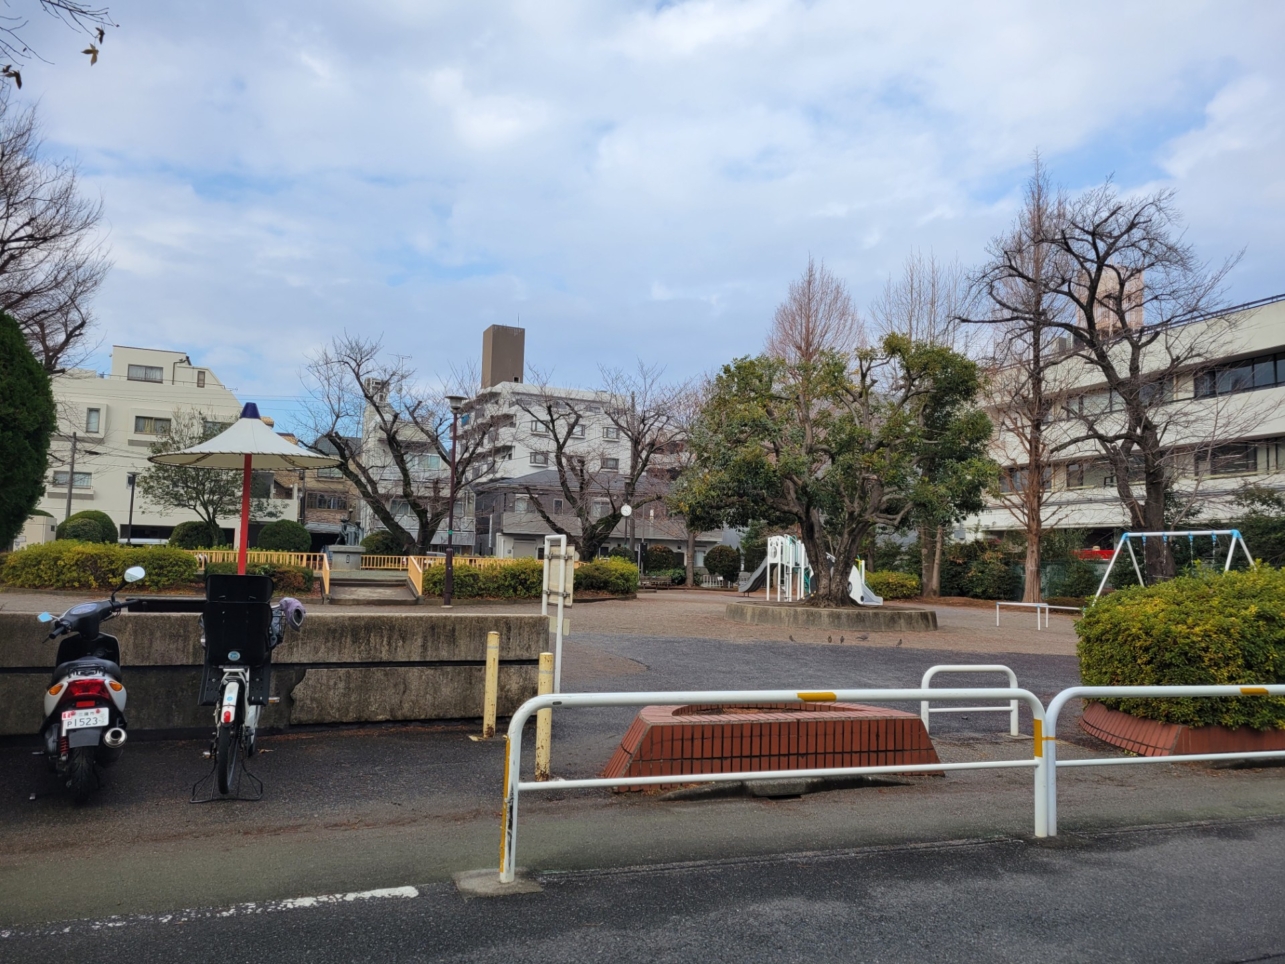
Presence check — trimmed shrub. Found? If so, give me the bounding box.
[421,559,544,599]
[56,510,118,543]
[1077,566,1285,730]
[643,545,676,573]
[169,520,220,549]
[574,558,639,595]
[205,561,315,594]
[361,530,405,556]
[1,541,198,590]
[59,517,105,542]
[256,519,312,552]
[607,545,633,561]
[704,545,741,583]
[865,570,921,600]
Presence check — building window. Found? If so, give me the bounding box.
[52,470,92,489]
[196,370,206,388]
[530,420,548,435]
[603,426,620,440]
[127,364,164,383]
[569,423,586,438]
[601,457,619,471]
[530,452,549,466]
[134,416,172,435]
[1065,462,1100,489]
[590,499,609,519]
[514,495,529,512]
[553,498,564,513]
[306,492,348,510]
[317,466,342,479]
[998,467,1050,494]
[494,446,512,462]
[202,419,231,436]
[1195,351,1285,398]
[1197,443,1258,477]
[85,408,101,434]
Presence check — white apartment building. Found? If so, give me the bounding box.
[968,293,1285,541]
[21,345,297,547]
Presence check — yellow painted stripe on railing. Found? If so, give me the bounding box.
[797,691,837,702]
[1033,719,1043,757]
[1241,687,1270,695]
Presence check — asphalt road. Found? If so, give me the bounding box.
[4,819,1284,963]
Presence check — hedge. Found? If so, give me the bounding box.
[1076,566,1285,730]
[704,545,741,583]
[56,510,118,544]
[574,558,639,595]
[865,570,920,600]
[205,561,315,594]
[1,541,198,590]
[256,519,311,552]
[59,517,105,542]
[421,559,544,599]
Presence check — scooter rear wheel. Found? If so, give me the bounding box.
[67,746,96,803]
[216,724,238,795]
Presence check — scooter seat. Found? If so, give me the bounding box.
[51,657,122,685]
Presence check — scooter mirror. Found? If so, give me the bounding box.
[37,612,54,623]
[123,566,146,583]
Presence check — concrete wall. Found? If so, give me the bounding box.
[0,612,544,738]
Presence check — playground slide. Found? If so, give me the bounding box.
[848,566,883,606]
[738,558,769,594]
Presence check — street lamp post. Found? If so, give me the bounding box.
[443,395,467,608]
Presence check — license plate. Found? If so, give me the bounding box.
[62,707,109,733]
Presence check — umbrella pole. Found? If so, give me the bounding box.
[238,453,252,575]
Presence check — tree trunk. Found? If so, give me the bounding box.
[685,528,696,587]
[1022,535,1042,603]
[930,526,944,597]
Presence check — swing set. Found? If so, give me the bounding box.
[1092,529,1256,601]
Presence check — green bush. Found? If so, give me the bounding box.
[1050,558,1101,599]
[1077,566,1285,730]
[607,545,633,561]
[56,510,118,543]
[205,561,315,594]
[1,541,198,590]
[169,520,220,549]
[643,545,676,573]
[361,530,405,556]
[256,519,312,552]
[574,558,639,595]
[865,570,921,599]
[420,559,545,599]
[59,517,105,542]
[962,553,1022,600]
[704,544,741,583]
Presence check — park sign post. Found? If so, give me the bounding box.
[148,403,340,574]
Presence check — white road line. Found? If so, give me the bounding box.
[1,886,421,939]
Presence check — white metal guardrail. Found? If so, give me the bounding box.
[1043,684,1285,835]
[498,687,1049,883]
[995,600,1082,629]
[920,665,1020,736]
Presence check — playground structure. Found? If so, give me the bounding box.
[1092,529,1255,601]
[737,535,883,606]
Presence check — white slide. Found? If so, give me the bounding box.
[848,564,883,606]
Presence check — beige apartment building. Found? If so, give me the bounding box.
[968,293,1285,542]
[19,346,297,547]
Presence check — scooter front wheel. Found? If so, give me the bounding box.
[216,723,239,795]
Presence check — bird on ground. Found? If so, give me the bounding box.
[83,43,99,65]
[839,635,845,644]
[896,638,903,647]
[2,65,20,88]
[788,634,795,642]
[827,635,833,644]
[855,633,868,641]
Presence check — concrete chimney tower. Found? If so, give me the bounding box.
[481,324,525,388]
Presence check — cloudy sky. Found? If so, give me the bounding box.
[16,0,1285,432]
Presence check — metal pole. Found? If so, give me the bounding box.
[63,432,78,523]
[534,652,553,781]
[237,454,252,575]
[125,473,137,544]
[444,410,458,608]
[482,630,499,739]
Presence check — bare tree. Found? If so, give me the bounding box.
[964,158,1074,601]
[303,334,499,552]
[0,3,115,76]
[765,256,865,365]
[972,177,1256,582]
[0,97,109,371]
[510,362,688,559]
[870,249,983,596]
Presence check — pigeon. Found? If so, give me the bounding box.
[83,43,99,65]
[789,634,795,642]
[2,65,20,88]
[839,635,844,644]
[855,633,869,641]
[896,638,903,647]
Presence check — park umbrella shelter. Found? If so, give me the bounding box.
[148,403,339,573]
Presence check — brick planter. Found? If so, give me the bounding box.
[1079,701,1285,757]
[602,702,940,790]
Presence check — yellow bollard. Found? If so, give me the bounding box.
[535,652,553,781]
[482,630,500,740]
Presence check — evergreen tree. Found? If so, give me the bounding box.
[0,311,55,546]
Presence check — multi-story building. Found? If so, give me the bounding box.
[968,293,1285,544]
[23,345,296,546]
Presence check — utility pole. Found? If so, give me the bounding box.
[125,473,137,544]
[63,432,78,523]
